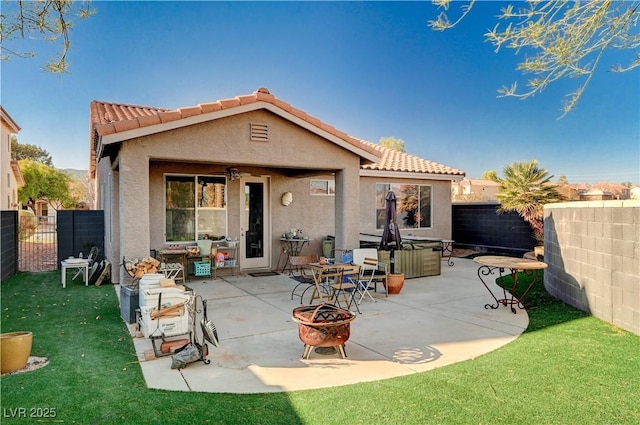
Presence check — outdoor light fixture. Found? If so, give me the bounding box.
[281,192,293,206]
[226,167,241,181]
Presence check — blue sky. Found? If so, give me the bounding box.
[2,1,639,184]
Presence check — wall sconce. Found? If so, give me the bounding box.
[281,192,293,206]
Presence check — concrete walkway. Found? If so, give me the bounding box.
[128,258,528,394]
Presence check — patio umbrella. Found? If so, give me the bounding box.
[379,190,402,274]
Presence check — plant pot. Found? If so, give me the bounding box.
[1,331,33,374]
[384,273,405,295]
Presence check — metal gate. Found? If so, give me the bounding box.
[18,214,58,272]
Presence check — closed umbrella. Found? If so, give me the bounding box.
[379,191,402,274]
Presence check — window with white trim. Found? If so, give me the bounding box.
[165,174,228,242]
[310,179,335,195]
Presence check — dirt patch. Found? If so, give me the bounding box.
[1,356,49,376]
[19,241,57,272]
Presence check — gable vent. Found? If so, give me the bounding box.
[250,123,269,142]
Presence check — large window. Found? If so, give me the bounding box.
[376,183,432,229]
[165,175,227,242]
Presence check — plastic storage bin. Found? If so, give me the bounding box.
[139,305,189,338]
[193,261,211,277]
[120,285,139,324]
[139,288,189,308]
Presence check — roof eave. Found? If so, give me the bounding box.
[360,169,465,181]
[1,106,21,133]
[10,160,25,186]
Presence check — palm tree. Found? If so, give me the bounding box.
[496,160,563,243]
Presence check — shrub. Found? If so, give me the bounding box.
[18,209,37,240]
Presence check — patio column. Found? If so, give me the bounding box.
[334,167,360,253]
[118,147,150,284]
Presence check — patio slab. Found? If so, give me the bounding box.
[125,258,528,393]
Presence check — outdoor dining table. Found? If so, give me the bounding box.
[474,255,548,314]
[307,262,350,305]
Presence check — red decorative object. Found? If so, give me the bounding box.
[291,303,356,359]
[384,273,405,294]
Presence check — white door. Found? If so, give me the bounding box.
[240,176,270,270]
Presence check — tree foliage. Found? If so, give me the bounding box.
[0,0,94,73]
[18,159,74,211]
[11,137,53,166]
[496,159,563,241]
[379,136,406,152]
[481,170,500,182]
[429,0,640,116]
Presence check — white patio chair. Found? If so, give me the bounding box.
[352,248,388,297]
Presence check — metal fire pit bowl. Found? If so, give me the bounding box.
[291,303,356,359]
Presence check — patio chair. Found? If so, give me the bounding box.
[354,257,386,303]
[352,248,388,297]
[289,255,319,304]
[329,265,361,313]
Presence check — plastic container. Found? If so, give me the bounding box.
[140,273,164,285]
[139,305,189,338]
[197,239,213,256]
[322,239,335,258]
[120,285,139,324]
[193,261,211,276]
[139,288,189,308]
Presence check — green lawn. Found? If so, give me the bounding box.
[1,271,638,424]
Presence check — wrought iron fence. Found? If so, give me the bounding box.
[18,214,57,272]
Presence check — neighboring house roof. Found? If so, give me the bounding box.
[359,140,464,180]
[461,178,500,187]
[1,105,21,133]
[89,88,464,180]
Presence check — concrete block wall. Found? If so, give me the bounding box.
[544,200,639,335]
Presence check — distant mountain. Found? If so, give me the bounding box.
[61,169,88,179]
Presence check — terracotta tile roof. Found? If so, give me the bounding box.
[89,88,464,179]
[358,139,465,177]
[89,88,383,176]
[90,88,379,153]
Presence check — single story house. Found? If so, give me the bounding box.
[451,177,501,203]
[89,88,464,283]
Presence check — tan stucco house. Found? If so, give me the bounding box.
[1,106,24,210]
[89,88,464,283]
[451,177,500,203]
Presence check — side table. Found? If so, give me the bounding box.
[61,259,90,288]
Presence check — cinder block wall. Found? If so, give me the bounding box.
[544,200,639,335]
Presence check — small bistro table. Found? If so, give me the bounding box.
[279,238,312,274]
[61,258,90,288]
[473,255,547,314]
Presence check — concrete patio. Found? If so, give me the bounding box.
[126,258,529,394]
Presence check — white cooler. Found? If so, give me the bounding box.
[139,287,188,308]
[139,304,189,338]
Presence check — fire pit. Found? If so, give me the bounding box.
[291,303,356,359]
